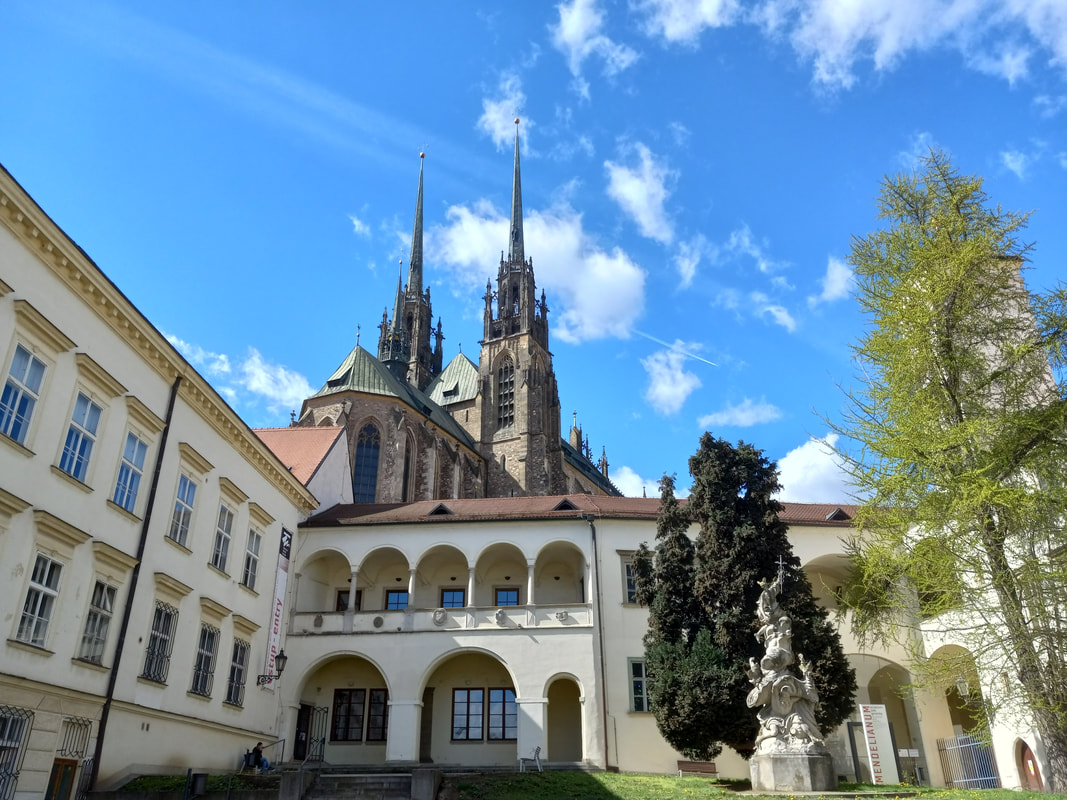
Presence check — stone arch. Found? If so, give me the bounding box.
[800,553,853,611]
[357,545,413,612]
[295,548,353,614]
[414,544,470,609]
[545,674,583,762]
[534,540,587,604]
[494,351,516,430]
[474,541,528,607]
[1015,737,1044,791]
[352,417,383,503]
[417,648,521,766]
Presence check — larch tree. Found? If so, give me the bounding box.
[634,438,856,760]
[836,149,1067,791]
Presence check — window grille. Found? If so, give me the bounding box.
[190,624,219,696]
[225,639,249,706]
[79,581,116,663]
[0,705,34,800]
[57,717,93,759]
[142,602,177,682]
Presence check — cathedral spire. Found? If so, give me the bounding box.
[407,153,425,293]
[508,119,524,266]
[390,270,404,337]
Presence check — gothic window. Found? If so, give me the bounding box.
[496,359,515,430]
[401,435,414,502]
[353,423,381,503]
[511,286,519,316]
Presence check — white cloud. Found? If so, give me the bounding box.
[612,465,661,498]
[349,214,370,237]
[1034,94,1067,118]
[750,291,797,332]
[239,349,316,412]
[642,342,703,415]
[673,234,712,287]
[1058,152,1067,169]
[727,224,784,274]
[478,72,529,151]
[550,0,639,98]
[897,131,941,170]
[1001,149,1031,179]
[605,143,676,244]
[776,433,853,503]
[427,198,646,343]
[807,256,854,308]
[714,288,741,310]
[698,397,782,428]
[167,334,231,376]
[635,0,741,45]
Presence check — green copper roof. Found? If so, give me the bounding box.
[427,352,480,407]
[313,345,477,450]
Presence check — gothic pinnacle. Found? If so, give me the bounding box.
[508,118,525,266]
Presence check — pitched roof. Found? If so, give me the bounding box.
[560,438,621,496]
[304,496,859,528]
[426,352,479,407]
[254,426,345,485]
[309,345,478,452]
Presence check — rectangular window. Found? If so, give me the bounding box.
[487,688,517,740]
[241,529,261,589]
[451,688,483,741]
[190,624,219,697]
[0,344,46,445]
[113,432,148,513]
[366,689,388,741]
[630,659,650,712]
[385,589,408,610]
[78,581,116,664]
[17,553,62,647]
[441,588,465,608]
[623,558,638,604]
[169,474,196,547]
[331,689,366,742]
[225,639,249,706]
[211,505,234,572]
[495,587,519,606]
[142,602,178,683]
[336,589,362,612]
[59,392,102,482]
[0,705,34,800]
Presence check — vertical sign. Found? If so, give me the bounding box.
[264,527,293,683]
[859,703,899,784]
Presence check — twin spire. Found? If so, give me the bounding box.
[508,118,525,266]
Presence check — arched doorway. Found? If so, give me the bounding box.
[1017,740,1044,791]
[546,677,582,762]
[420,651,517,766]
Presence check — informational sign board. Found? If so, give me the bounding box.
[859,703,900,784]
[264,527,293,684]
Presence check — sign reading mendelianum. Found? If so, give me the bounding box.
[859,703,899,784]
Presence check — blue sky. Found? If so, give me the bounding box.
[2,0,1065,501]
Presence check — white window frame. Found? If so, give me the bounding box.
[629,658,650,712]
[0,343,47,447]
[112,430,149,514]
[241,529,261,590]
[78,580,116,664]
[16,553,62,647]
[621,554,638,605]
[58,391,103,483]
[211,504,234,573]
[168,473,197,548]
[190,624,219,697]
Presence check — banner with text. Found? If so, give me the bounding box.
[264,527,293,684]
[859,703,899,784]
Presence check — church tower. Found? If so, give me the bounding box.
[378,154,442,390]
[477,120,565,496]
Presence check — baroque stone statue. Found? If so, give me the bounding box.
[745,560,836,791]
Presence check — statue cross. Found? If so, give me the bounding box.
[776,554,786,583]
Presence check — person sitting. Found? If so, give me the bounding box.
[252,742,271,772]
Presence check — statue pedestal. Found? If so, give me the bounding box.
[750,752,836,792]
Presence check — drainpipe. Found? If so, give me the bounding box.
[579,512,612,771]
[90,374,182,789]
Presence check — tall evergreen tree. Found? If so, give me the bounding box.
[635,438,856,759]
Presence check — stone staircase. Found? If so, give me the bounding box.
[304,771,412,800]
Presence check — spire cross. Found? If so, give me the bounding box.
[356,324,361,347]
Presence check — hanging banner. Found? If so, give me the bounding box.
[859,703,900,784]
[263,527,293,684]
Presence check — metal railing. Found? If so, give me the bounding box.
[937,734,1001,789]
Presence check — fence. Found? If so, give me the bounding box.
[937,734,1000,789]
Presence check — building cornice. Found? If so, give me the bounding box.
[0,167,316,514]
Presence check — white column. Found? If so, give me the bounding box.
[467,567,476,607]
[407,568,417,608]
[516,697,548,762]
[385,699,422,763]
[347,567,360,610]
[526,561,536,605]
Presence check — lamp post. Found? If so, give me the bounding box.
[257,649,288,686]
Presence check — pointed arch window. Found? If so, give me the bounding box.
[353,423,381,503]
[401,435,414,502]
[511,286,520,316]
[496,358,515,430]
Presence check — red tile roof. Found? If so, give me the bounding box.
[254,426,345,485]
[305,495,859,527]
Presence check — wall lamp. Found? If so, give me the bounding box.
[257,649,288,686]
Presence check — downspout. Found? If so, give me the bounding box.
[579,512,613,771]
[90,374,182,789]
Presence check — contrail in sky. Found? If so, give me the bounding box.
[633,330,718,367]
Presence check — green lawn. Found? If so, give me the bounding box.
[440,772,1062,800]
